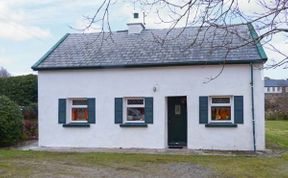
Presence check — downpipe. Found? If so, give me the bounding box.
[250,63,256,152]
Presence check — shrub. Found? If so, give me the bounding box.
[0,95,23,146]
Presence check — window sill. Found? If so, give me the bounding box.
[205,123,237,128]
[120,123,148,127]
[63,123,90,128]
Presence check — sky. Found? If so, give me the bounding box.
[0,0,287,79]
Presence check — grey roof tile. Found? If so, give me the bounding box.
[265,80,288,87]
[33,24,266,70]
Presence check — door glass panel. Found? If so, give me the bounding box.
[175,105,181,115]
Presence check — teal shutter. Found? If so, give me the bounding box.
[115,98,123,124]
[88,98,96,123]
[199,96,208,124]
[144,97,153,124]
[58,99,66,124]
[234,96,244,124]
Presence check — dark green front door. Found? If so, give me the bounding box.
[168,96,187,147]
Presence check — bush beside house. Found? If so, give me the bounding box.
[0,74,38,140]
[0,95,23,146]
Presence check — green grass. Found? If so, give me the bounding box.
[266,120,288,149]
[0,150,287,177]
[0,120,287,177]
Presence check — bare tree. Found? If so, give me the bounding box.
[80,0,288,72]
[0,67,10,78]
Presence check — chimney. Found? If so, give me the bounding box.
[127,12,145,34]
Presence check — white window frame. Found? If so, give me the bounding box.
[67,98,88,123]
[208,96,234,123]
[124,97,145,123]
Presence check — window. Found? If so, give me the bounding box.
[70,99,88,122]
[58,98,95,127]
[124,98,145,122]
[115,97,153,126]
[286,87,288,93]
[199,95,243,126]
[209,97,232,122]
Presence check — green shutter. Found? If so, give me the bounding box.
[58,99,66,124]
[199,96,208,124]
[88,98,96,123]
[144,97,153,124]
[234,96,244,124]
[115,98,123,124]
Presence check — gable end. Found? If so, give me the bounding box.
[32,33,70,70]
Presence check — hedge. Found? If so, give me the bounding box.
[0,74,37,106]
[0,95,23,146]
[266,111,288,120]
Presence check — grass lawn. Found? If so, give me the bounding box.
[0,121,287,177]
[266,120,288,149]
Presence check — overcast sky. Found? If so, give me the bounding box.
[0,0,287,79]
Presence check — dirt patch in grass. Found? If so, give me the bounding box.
[1,158,215,178]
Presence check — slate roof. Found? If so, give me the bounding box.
[32,24,267,70]
[265,80,288,87]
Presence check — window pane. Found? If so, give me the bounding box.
[72,99,87,105]
[127,99,144,105]
[127,107,144,121]
[211,106,231,120]
[212,98,230,104]
[72,108,88,121]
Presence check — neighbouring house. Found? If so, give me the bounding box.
[264,78,288,115]
[264,78,288,94]
[32,13,267,151]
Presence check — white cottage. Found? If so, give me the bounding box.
[32,18,267,151]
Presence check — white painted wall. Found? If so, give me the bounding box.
[38,64,265,150]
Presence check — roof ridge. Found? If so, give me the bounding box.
[68,23,249,35]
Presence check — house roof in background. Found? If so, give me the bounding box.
[32,24,267,71]
[265,79,288,87]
